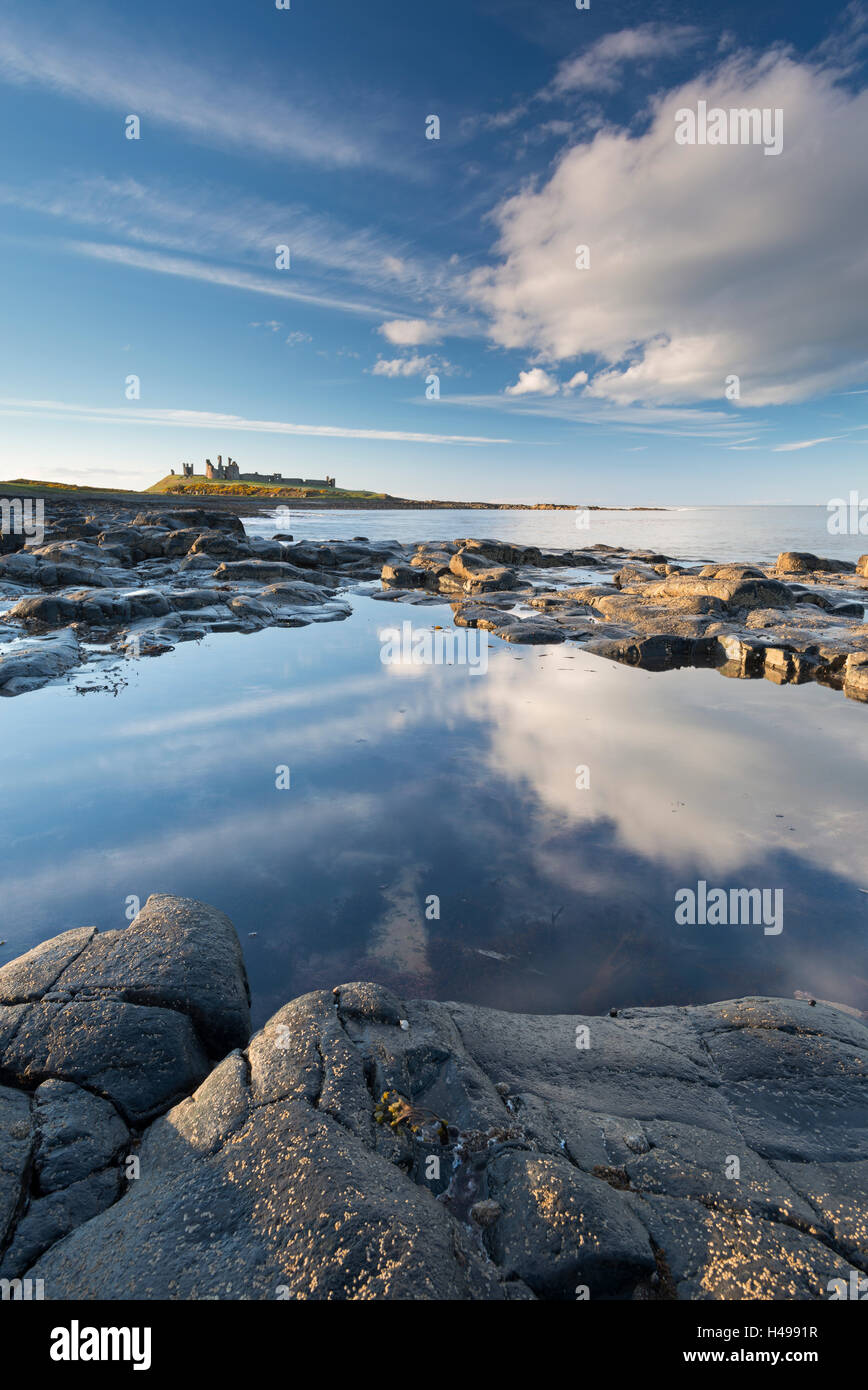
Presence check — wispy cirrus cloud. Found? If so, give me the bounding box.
[444,391,770,442]
[548,24,702,96]
[0,398,511,446]
[0,16,378,170]
[0,175,475,329]
[68,241,396,318]
[772,436,847,451]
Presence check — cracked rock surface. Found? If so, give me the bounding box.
[0,901,864,1300]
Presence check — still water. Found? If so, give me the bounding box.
[247,504,868,566]
[1,507,866,1027]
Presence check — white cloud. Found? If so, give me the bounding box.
[0,175,446,305]
[69,242,391,318]
[564,370,589,391]
[550,24,701,95]
[285,331,312,346]
[378,318,440,346]
[0,398,511,446]
[470,48,868,407]
[773,436,845,451]
[505,367,588,396]
[505,367,560,396]
[372,355,436,378]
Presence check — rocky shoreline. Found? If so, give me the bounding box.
[0,896,865,1300]
[0,497,866,700]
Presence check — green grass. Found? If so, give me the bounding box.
[1,478,139,496]
[147,474,389,499]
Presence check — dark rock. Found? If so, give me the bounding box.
[0,998,209,1125]
[0,1084,34,1249]
[31,1079,129,1194]
[0,898,864,1301]
[0,630,83,695]
[55,894,251,1056]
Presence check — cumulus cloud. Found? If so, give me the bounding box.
[505,367,560,396]
[505,367,588,396]
[371,355,436,377]
[471,47,868,406]
[564,370,589,391]
[378,318,440,346]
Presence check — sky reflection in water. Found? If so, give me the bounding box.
[1,593,866,1029]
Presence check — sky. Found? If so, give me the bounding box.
[0,0,867,504]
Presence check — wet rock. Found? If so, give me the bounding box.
[486,1151,655,1297]
[258,580,336,606]
[0,629,83,695]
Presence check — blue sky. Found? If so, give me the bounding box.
[1,0,867,503]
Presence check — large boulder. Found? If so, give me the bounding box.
[449,548,518,592]
[51,895,251,1056]
[0,896,251,1126]
[775,552,852,575]
[16,960,868,1301]
[652,573,793,611]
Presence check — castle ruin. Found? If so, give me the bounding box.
[171,457,335,488]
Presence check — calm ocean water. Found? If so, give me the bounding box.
[1,504,865,1026]
[247,503,868,566]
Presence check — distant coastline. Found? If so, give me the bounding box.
[0,476,666,512]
